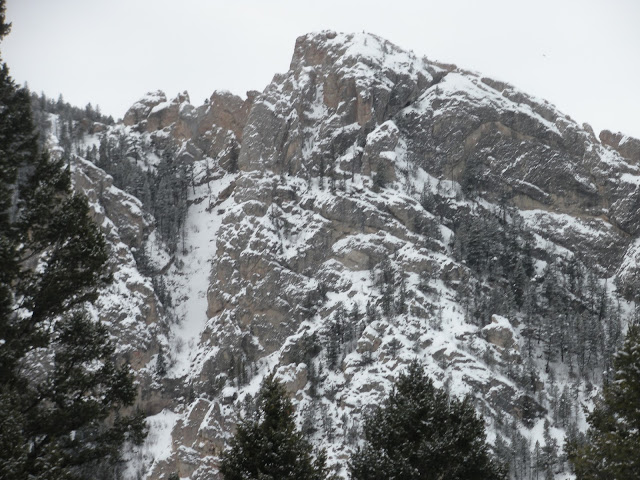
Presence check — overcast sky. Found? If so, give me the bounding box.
[3,0,639,138]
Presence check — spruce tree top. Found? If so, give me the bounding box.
[219,373,333,480]
[350,360,507,480]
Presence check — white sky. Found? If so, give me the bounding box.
[3,0,639,138]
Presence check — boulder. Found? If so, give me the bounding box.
[482,315,516,351]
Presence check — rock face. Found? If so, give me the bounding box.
[123,90,168,127]
[600,129,640,165]
[202,30,638,380]
[65,154,170,415]
[147,32,639,480]
[36,31,640,480]
[71,156,149,249]
[122,88,255,172]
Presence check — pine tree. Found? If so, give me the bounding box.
[349,361,507,480]
[0,5,146,477]
[541,419,558,479]
[372,162,389,190]
[156,344,167,377]
[557,385,572,428]
[219,373,333,480]
[567,322,640,479]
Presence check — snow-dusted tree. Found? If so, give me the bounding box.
[541,419,559,479]
[156,344,167,377]
[349,360,507,480]
[567,322,640,479]
[219,373,333,480]
[0,4,146,477]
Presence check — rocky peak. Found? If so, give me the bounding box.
[199,90,254,141]
[117,87,257,176]
[123,90,168,126]
[38,31,640,480]
[600,129,640,165]
[291,31,431,78]
[123,90,192,135]
[238,31,441,177]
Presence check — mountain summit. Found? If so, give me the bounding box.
[28,31,640,479]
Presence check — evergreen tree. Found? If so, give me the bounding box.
[419,182,435,212]
[349,361,507,480]
[219,373,333,480]
[156,344,167,377]
[557,385,572,428]
[567,322,640,479]
[151,148,189,253]
[372,162,389,190]
[541,419,558,479]
[0,5,146,477]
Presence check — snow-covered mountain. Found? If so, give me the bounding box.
[35,31,640,480]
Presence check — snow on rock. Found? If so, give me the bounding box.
[123,90,168,126]
[124,409,181,480]
[144,31,638,479]
[481,315,517,351]
[41,30,640,480]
